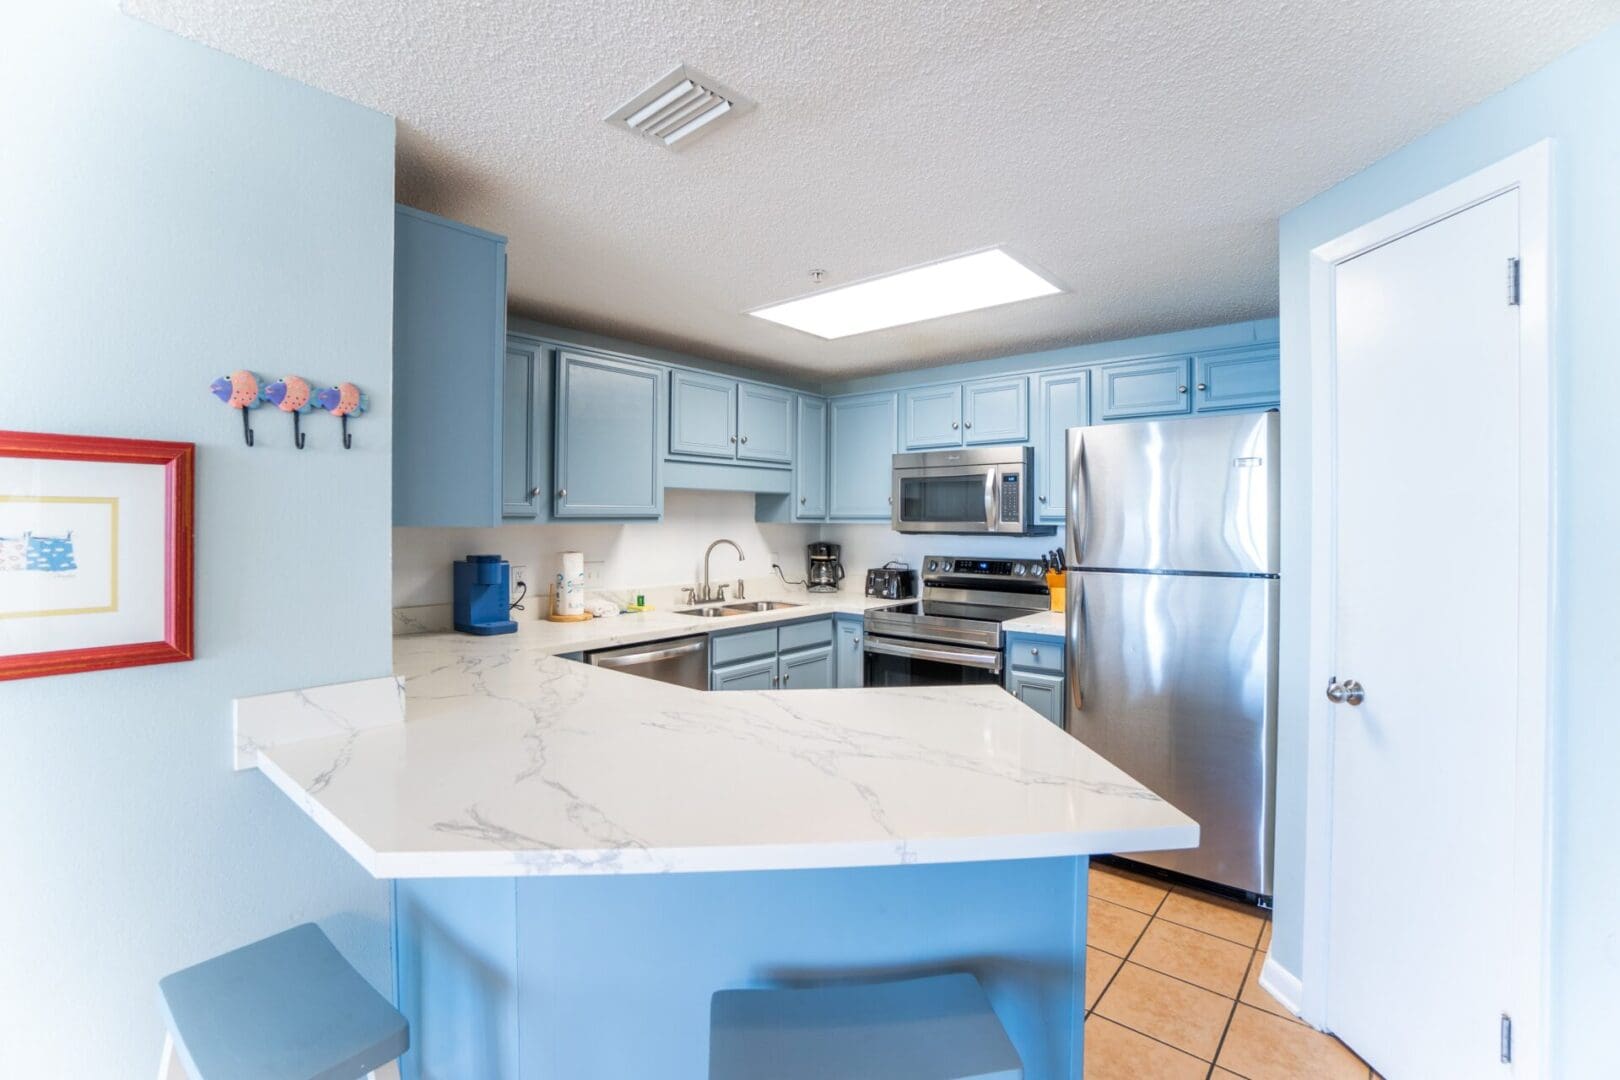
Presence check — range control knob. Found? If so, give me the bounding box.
[1012,563,1026,576]
[926,560,938,572]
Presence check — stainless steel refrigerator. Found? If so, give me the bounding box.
[1065,411,1279,897]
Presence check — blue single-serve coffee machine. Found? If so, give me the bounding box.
[453,554,518,635]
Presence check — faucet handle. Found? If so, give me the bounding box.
[681,586,697,604]
[736,578,746,600]
[714,583,729,602]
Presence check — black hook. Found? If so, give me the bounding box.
[242,407,254,447]
[292,410,306,449]
[341,414,352,450]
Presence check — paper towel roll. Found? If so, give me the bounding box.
[554,551,586,616]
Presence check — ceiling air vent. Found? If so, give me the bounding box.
[606,64,755,150]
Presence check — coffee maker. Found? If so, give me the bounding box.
[807,542,845,593]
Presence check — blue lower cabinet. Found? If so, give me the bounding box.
[828,392,897,519]
[1194,346,1280,412]
[834,616,863,688]
[712,657,778,691]
[554,349,663,518]
[1096,355,1193,421]
[779,645,833,690]
[1008,670,1065,726]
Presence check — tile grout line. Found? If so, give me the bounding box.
[1086,876,1172,1017]
[1204,944,1259,1078]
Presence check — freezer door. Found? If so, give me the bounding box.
[1066,570,1277,895]
[1066,411,1278,574]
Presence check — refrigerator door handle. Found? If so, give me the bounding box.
[1066,576,1085,713]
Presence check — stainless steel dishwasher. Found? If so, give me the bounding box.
[585,635,709,689]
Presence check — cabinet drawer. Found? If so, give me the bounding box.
[711,626,778,666]
[778,617,833,653]
[1007,637,1063,674]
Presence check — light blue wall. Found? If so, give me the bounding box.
[1275,23,1620,1074]
[0,4,396,1074]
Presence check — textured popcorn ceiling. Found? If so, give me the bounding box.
[125,1,1617,378]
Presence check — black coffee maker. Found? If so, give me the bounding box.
[807,542,844,592]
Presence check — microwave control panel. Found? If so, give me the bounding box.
[999,474,1021,523]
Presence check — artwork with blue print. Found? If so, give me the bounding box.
[0,532,79,572]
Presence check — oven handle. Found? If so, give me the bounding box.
[863,636,1003,673]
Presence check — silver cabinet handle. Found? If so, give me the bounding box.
[529,486,542,498]
[741,435,748,444]
[800,496,807,504]
[1030,647,1040,659]
[772,675,780,688]
[964,420,972,429]
[1038,494,1047,503]
[557,488,567,498]
[730,435,737,443]
[952,421,959,430]
[782,673,789,685]
[1326,677,1366,706]
[1178,385,1188,394]
[1197,382,1207,391]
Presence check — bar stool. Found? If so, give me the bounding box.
[710,972,1023,1080]
[157,923,408,1080]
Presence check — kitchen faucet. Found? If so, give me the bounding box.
[694,538,744,604]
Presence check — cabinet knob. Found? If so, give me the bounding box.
[1197,382,1207,391]
[1031,647,1040,657]
[730,435,737,443]
[964,420,972,429]
[1178,385,1188,394]
[1038,494,1047,503]
[782,673,790,686]
[740,435,748,444]
[952,421,959,430]
[557,488,566,498]
[800,496,807,504]
[529,486,541,498]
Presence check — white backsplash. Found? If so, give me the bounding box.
[393,490,819,608]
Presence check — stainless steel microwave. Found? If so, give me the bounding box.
[890,446,1053,535]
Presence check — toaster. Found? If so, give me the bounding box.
[865,566,917,600]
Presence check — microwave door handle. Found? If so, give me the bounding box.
[984,468,998,531]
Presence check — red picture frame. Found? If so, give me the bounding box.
[0,431,194,681]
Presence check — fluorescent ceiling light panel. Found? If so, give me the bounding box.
[748,249,1064,339]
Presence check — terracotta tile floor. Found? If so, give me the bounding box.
[1084,862,1377,1080]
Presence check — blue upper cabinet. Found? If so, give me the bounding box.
[393,206,509,527]
[828,392,897,519]
[1096,355,1193,421]
[1194,346,1280,412]
[669,370,737,459]
[737,383,793,464]
[900,384,963,449]
[962,375,1028,444]
[1034,368,1090,524]
[794,395,828,519]
[501,337,553,521]
[555,350,663,518]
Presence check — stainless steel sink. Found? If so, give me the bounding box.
[677,606,741,618]
[722,601,803,613]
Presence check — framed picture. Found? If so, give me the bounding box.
[0,431,194,681]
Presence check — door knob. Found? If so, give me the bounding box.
[1325,677,1366,706]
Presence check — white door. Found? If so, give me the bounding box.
[1326,190,1522,1077]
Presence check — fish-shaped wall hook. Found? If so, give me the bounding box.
[316,382,367,449]
[263,375,316,449]
[209,370,265,446]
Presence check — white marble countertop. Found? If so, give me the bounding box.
[252,595,1194,879]
[1003,610,1066,637]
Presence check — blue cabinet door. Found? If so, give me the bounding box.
[1096,356,1193,421]
[669,369,737,459]
[393,206,508,526]
[1195,346,1280,412]
[962,376,1029,445]
[1008,670,1065,725]
[779,645,833,690]
[711,657,777,692]
[555,350,663,518]
[794,396,828,520]
[828,392,897,519]
[501,340,552,520]
[899,384,963,449]
[835,617,864,688]
[1034,369,1089,524]
[736,382,794,464]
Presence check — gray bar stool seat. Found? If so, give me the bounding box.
[157,923,408,1080]
[710,972,1023,1080]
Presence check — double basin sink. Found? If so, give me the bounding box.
[677,600,802,619]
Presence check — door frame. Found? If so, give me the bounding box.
[1296,140,1553,1074]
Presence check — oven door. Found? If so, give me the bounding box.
[862,634,1004,687]
[891,464,998,534]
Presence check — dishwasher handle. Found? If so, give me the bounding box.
[589,639,706,669]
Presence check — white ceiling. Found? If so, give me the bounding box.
[126,0,1616,380]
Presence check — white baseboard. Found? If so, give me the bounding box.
[1259,953,1305,1019]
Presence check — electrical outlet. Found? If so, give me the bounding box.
[509,564,530,608]
[584,560,605,586]
[768,550,780,569]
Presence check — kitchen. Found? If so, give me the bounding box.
[4,3,1616,1079]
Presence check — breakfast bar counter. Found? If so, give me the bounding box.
[243,612,1196,1078]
